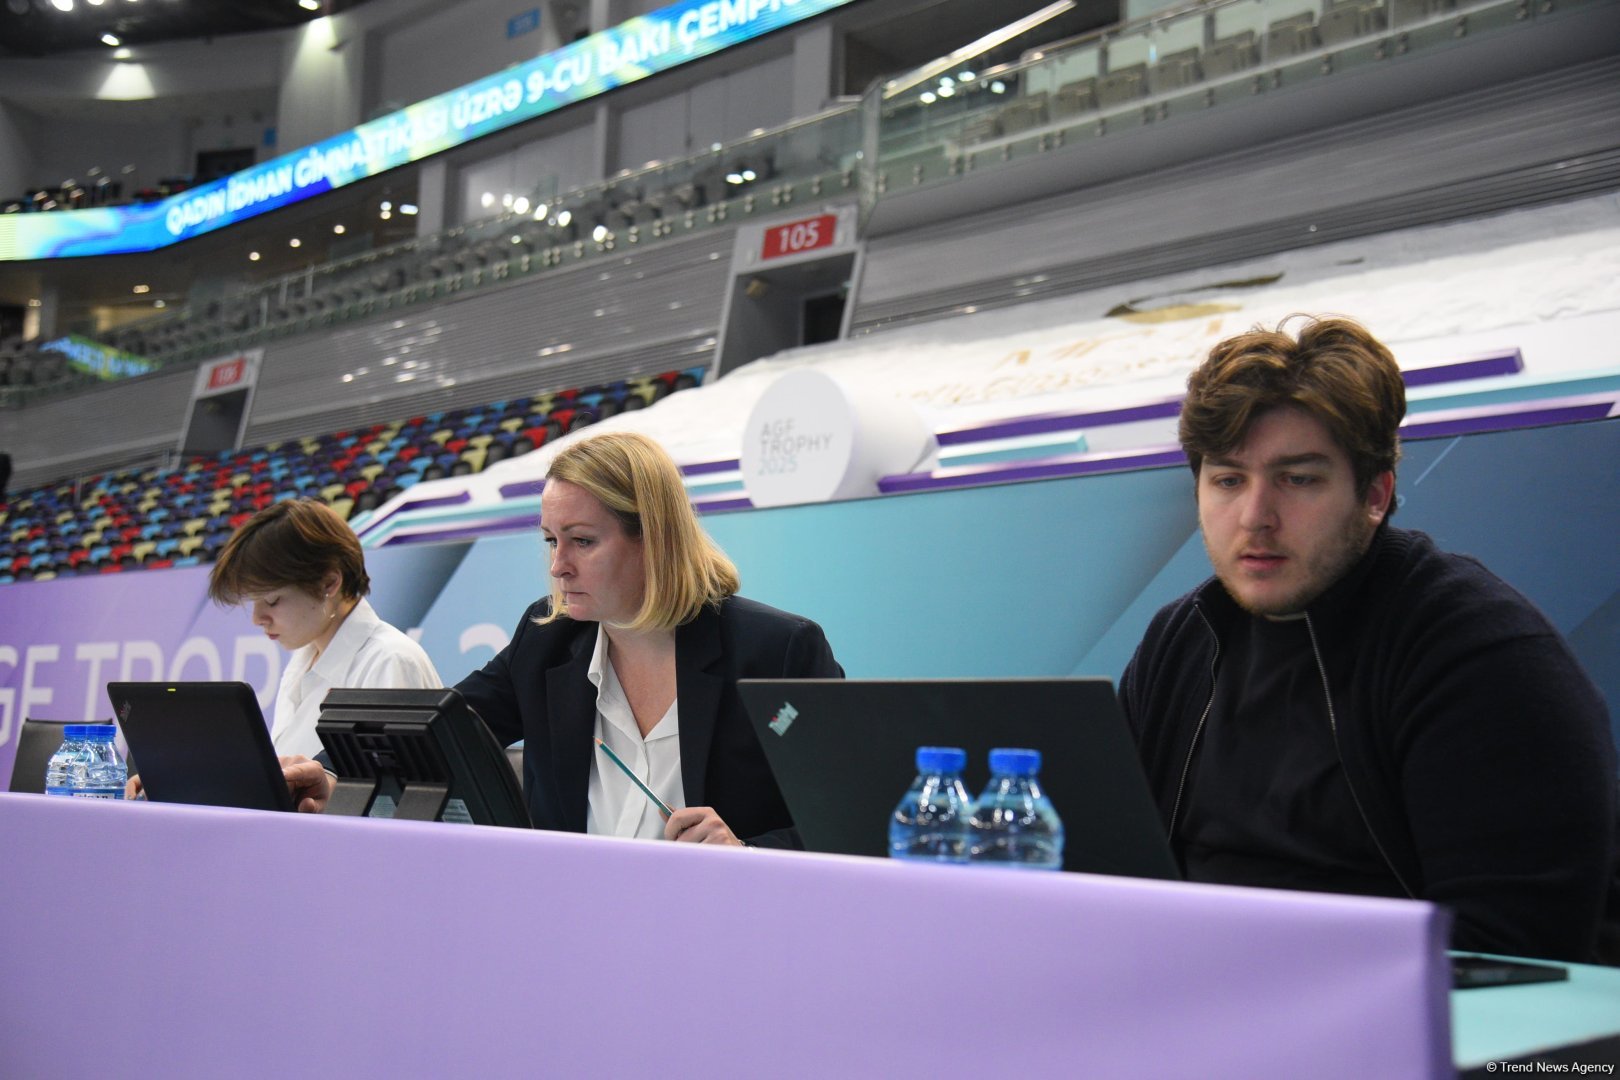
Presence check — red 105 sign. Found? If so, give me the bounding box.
[761,214,837,260]
[207,358,245,390]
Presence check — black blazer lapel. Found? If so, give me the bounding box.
[545,624,598,833]
[676,605,725,807]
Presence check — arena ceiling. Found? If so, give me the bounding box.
[0,0,378,59]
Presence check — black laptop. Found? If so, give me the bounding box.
[737,677,1180,880]
[107,681,295,812]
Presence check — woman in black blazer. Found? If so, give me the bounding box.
[278,430,843,832]
[453,430,842,847]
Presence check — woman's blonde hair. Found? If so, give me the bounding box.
[538,430,738,631]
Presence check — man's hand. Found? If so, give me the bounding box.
[278,755,333,813]
[663,806,745,846]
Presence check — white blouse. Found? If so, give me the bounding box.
[270,597,442,758]
[584,624,684,839]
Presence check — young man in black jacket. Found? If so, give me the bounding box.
[1120,316,1618,963]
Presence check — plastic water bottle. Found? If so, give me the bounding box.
[889,746,973,864]
[969,748,1064,870]
[44,724,127,800]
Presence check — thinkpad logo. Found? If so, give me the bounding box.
[768,702,798,736]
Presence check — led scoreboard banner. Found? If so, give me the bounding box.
[0,0,857,262]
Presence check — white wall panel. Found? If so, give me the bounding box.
[618,92,692,171]
[376,0,562,112]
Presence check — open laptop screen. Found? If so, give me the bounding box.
[738,677,1179,880]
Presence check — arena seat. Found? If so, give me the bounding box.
[1152,48,1204,92]
[1265,12,1320,57]
[1,365,708,582]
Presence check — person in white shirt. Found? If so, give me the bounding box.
[127,498,440,799]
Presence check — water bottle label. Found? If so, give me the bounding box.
[44,786,124,799]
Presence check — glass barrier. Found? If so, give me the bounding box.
[870,0,1530,189]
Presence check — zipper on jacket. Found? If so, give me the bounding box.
[1168,606,1220,839]
[1303,611,1418,900]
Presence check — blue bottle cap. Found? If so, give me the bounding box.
[63,724,93,738]
[988,747,1041,776]
[81,724,117,739]
[916,746,967,773]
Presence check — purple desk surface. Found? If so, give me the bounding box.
[0,793,1453,1079]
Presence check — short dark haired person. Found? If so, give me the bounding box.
[130,498,441,804]
[1120,316,1617,962]
[207,498,441,759]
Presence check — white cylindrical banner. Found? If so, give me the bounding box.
[740,369,935,508]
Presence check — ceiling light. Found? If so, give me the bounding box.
[154,299,165,308]
[959,70,975,81]
[399,204,417,215]
[89,0,106,6]
[380,200,392,211]
[512,196,530,215]
[332,223,345,234]
[555,209,571,227]
[112,47,131,59]
[50,0,73,11]
[725,172,743,185]
[380,209,392,220]
[300,0,321,10]
[479,192,494,209]
[533,202,549,220]
[937,84,954,97]
[132,284,149,294]
[741,168,757,182]
[501,193,514,208]
[248,251,261,261]
[288,237,302,248]
[919,91,937,104]
[591,224,608,243]
[101,33,121,46]
[990,81,1007,94]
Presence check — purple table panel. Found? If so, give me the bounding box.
[0,794,1453,1079]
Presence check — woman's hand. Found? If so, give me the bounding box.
[278,755,334,813]
[663,806,746,846]
[124,774,145,800]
